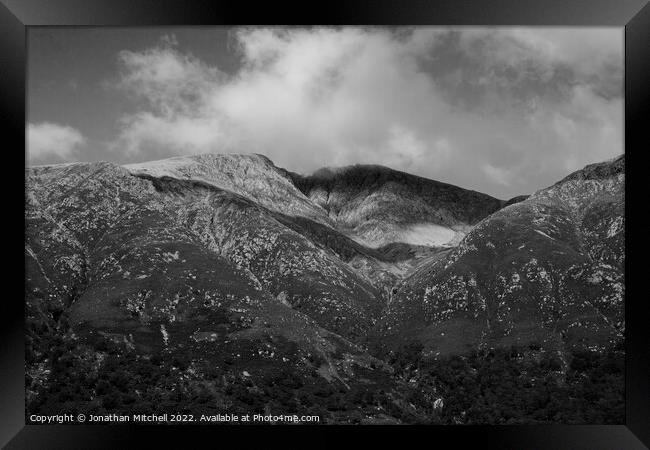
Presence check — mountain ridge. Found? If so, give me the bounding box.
[379,153,624,359]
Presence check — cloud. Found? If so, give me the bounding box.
[111,27,622,198]
[27,122,86,163]
[483,164,513,187]
[112,41,227,156]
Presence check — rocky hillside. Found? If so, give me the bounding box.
[380,155,625,358]
[25,161,393,422]
[135,174,382,340]
[289,165,505,248]
[126,154,332,226]
[25,153,625,424]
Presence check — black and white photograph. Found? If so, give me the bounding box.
[25,25,625,426]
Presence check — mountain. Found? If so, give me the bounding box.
[126,154,332,225]
[127,166,383,340]
[25,153,625,424]
[289,164,505,248]
[25,161,395,423]
[380,155,625,357]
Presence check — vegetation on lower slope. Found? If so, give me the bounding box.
[28,318,623,424]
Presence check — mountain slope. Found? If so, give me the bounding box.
[380,155,625,356]
[126,154,332,226]
[25,162,392,417]
[289,164,505,248]
[135,173,383,339]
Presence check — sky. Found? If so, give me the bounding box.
[27,27,623,199]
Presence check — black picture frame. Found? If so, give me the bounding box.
[3,0,649,448]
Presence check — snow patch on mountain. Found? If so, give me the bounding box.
[401,224,460,247]
[355,223,466,248]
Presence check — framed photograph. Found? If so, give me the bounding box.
[2,0,648,447]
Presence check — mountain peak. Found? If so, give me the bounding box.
[124,152,275,175]
[557,154,625,184]
[309,164,392,179]
[124,152,332,225]
[290,162,505,248]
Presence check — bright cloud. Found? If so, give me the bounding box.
[111,27,623,198]
[27,122,86,163]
